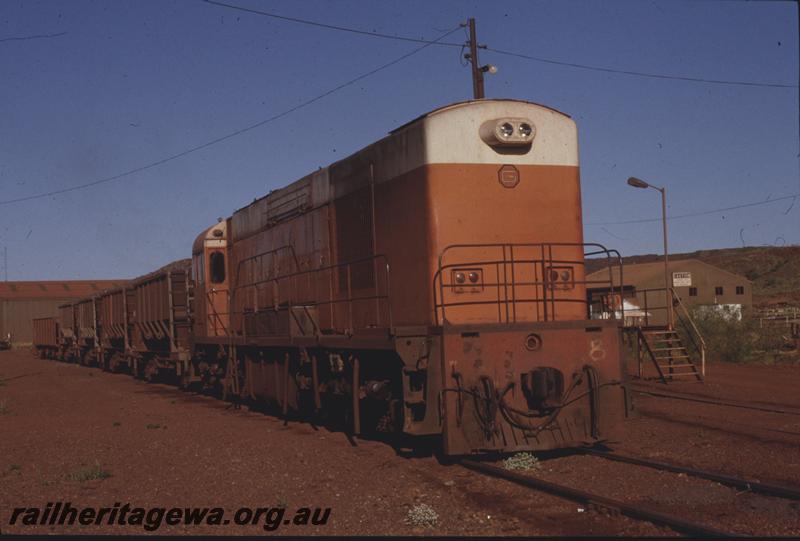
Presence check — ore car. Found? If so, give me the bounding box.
[32,317,59,359]
[188,99,628,455]
[126,261,193,382]
[96,286,130,372]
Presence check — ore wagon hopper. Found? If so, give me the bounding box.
[32,317,59,359]
[96,286,131,372]
[127,260,192,382]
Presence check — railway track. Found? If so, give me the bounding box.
[630,383,800,416]
[580,448,800,500]
[461,458,739,537]
[462,447,800,536]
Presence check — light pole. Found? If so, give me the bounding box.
[464,18,497,99]
[627,176,673,330]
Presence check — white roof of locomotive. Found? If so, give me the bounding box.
[228,99,579,240]
[390,98,572,133]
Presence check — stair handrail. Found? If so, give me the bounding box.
[670,287,706,378]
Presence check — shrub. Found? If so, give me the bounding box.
[405,504,438,528]
[502,452,540,471]
[684,306,787,364]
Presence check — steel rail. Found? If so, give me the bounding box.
[461,459,741,537]
[631,386,800,416]
[580,448,800,501]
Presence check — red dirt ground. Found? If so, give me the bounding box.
[1,351,799,536]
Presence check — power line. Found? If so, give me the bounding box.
[0,25,462,206]
[486,47,798,89]
[0,31,67,43]
[586,193,800,225]
[204,1,797,89]
[202,0,463,47]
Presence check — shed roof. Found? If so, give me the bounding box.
[586,258,752,285]
[0,280,128,300]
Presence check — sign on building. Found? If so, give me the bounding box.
[672,271,692,287]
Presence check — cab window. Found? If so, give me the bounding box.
[210,251,226,284]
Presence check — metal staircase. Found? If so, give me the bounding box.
[637,327,702,382]
[627,288,706,384]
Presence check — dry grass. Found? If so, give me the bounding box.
[66,461,111,482]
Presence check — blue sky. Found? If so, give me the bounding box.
[1,0,798,280]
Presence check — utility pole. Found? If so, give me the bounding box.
[467,18,484,99]
[3,246,6,282]
[464,18,497,100]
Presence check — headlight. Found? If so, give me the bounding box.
[480,118,536,147]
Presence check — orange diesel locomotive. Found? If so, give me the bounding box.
[185,99,628,455]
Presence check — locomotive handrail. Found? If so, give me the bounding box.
[231,245,312,336]
[434,242,624,326]
[234,244,302,284]
[205,288,231,336]
[671,288,706,377]
[230,252,393,337]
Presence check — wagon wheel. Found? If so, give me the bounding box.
[108,352,123,373]
[143,359,159,382]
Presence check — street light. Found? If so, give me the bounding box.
[627,176,673,330]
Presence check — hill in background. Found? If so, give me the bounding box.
[586,246,800,306]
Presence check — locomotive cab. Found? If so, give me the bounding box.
[192,219,231,339]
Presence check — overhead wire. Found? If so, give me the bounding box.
[202,0,464,47]
[203,0,797,89]
[206,0,797,90]
[586,193,800,226]
[0,31,67,43]
[5,3,796,205]
[0,24,463,206]
[485,47,798,89]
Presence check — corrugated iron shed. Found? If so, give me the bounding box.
[0,280,128,346]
